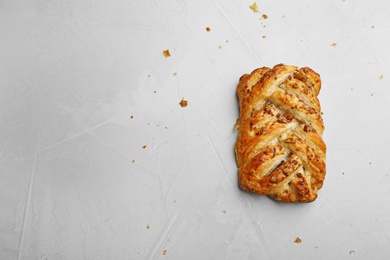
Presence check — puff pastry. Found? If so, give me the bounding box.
[234,64,326,203]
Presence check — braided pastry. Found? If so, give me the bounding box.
[234,64,326,203]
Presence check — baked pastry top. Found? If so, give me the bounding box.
[234,64,326,203]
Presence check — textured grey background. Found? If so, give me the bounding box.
[1,0,389,259]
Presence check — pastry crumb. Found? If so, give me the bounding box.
[218,45,222,49]
[222,210,227,214]
[148,74,151,78]
[294,237,302,243]
[379,74,384,80]
[371,25,375,28]
[330,43,337,47]
[179,98,188,108]
[262,35,266,38]
[173,200,176,203]
[130,115,134,119]
[142,145,147,149]
[162,250,167,255]
[315,246,319,249]
[262,14,268,19]
[162,49,171,58]
[147,224,150,229]
[349,250,355,254]
[132,160,135,163]
[206,27,211,31]
[249,2,259,12]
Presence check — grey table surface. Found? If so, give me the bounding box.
[1,0,390,259]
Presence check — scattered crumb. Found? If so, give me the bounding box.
[282,15,286,18]
[162,250,167,255]
[173,200,176,203]
[165,126,168,129]
[349,250,355,255]
[167,239,170,242]
[142,145,147,149]
[369,162,372,165]
[222,210,227,214]
[179,98,188,108]
[173,72,177,76]
[206,27,211,32]
[294,237,302,243]
[218,45,222,49]
[262,35,266,39]
[371,92,375,96]
[132,160,135,163]
[162,49,171,58]
[263,25,266,28]
[226,40,229,43]
[148,74,151,78]
[379,74,384,80]
[262,14,268,19]
[147,224,150,229]
[156,124,160,127]
[249,2,259,12]
[371,25,375,28]
[350,87,354,91]
[154,90,157,93]
[342,172,345,175]
[330,43,337,47]
[130,115,134,119]
[224,240,229,245]
[315,246,319,249]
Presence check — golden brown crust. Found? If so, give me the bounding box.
[235,64,326,203]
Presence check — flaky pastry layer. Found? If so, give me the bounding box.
[235,64,326,203]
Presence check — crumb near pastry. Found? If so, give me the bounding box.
[249,2,259,12]
[162,49,171,57]
[179,98,188,107]
[294,237,302,243]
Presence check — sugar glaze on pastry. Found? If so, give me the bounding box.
[235,64,326,203]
